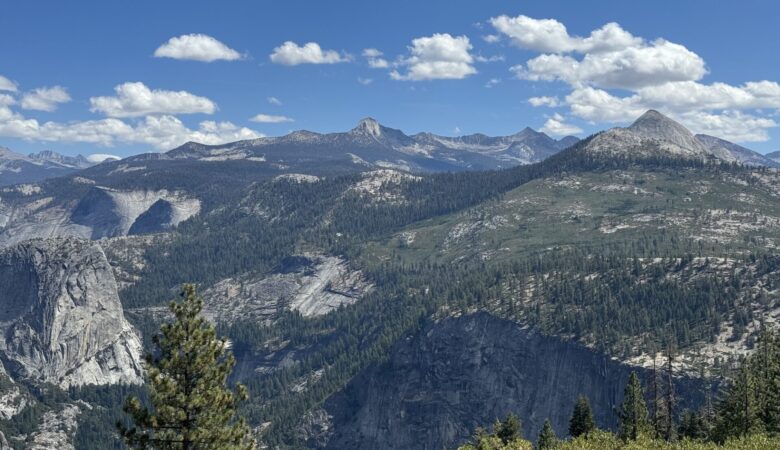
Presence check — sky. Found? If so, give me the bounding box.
[1,0,779,159]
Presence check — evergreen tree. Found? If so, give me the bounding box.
[664,343,677,441]
[568,395,595,438]
[495,413,523,444]
[715,357,764,441]
[537,419,558,450]
[678,410,708,440]
[119,284,256,450]
[618,372,651,441]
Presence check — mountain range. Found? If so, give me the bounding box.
[0,147,99,186]
[151,117,580,172]
[3,113,778,189]
[0,110,779,449]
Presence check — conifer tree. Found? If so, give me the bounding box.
[714,362,762,441]
[678,410,708,440]
[495,413,523,444]
[568,395,595,438]
[537,419,558,450]
[618,372,651,441]
[119,284,256,450]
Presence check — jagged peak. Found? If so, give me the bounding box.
[351,117,383,138]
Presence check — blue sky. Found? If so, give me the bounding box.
[1,0,779,158]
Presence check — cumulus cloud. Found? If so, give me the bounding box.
[0,75,17,92]
[565,87,646,123]
[269,41,349,65]
[0,108,261,150]
[20,86,71,112]
[499,15,780,142]
[90,82,216,118]
[512,40,706,90]
[357,77,373,85]
[482,34,501,44]
[154,34,243,62]
[490,16,642,54]
[87,153,121,163]
[540,113,583,136]
[390,33,477,81]
[528,96,560,107]
[0,94,15,107]
[267,96,282,106]
[250,113,294,123]
[363,48,389,69]
[677,110,776,143]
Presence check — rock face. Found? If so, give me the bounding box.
[201,254,372,325]
[0,186,200,247]
[0,238,143,387]
[26,403,82,450]
[317,313,704,450]
[628,110,707,154]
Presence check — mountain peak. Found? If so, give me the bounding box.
[351,117,382,138]
[627,109,704,153]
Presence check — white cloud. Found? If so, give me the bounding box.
[540,113,583,136]
[475,54,504,63]
[565,87,646,123]
[89,82,216,118]
[482,34,500,44]
[490,15,641,54]
[528,96,560,107]
[514,39,706,90]
[0,94,15,107]
[269,41,349,65]
[636,80,780,111]
[484,78,501,88]
[0,75,17,92]
[250,113,294,123]
[130,116,262,149]
[87,153,121,163]
[357,77,373,85]
[677,110,776,142]
[267,96,282,106]
[0,107,262,150]
[390,33,477,81]
[362,48,389,68]
[154,34,243,62]
[20,86,71,112]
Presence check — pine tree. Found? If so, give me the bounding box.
[537,419,558,450]
[495,413,522,444]
[678,410,708,440]
[714,362,762,440]
[118,284,256,450]
[753,327,780,433]
[650,354,663,438]
[568,395,595,438]
[618,372,651,441]
[663,343,677,441]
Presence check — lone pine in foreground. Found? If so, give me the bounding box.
[119,284,256,450]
